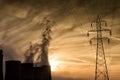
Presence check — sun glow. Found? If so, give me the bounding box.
[49,59,59,71]
[49,53,64,72]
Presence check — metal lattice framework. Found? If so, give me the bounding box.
[87,15,111,80]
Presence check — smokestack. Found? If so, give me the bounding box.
[5,60,21,80]
[21,63,34,80]
[0,49,3,80]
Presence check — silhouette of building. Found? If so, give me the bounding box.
[21,63,34,80]
[0,49,3,80]
[40,65,51,80]
[34,65,51,80]
[33,67,42,80]
[5,60,21,80]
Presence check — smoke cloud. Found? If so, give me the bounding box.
[24,17,54,67]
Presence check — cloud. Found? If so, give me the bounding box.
[0,0,120,79]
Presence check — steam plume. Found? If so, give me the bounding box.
[24,42,34,63]
[35,17,54,66]
[24,17,54,67]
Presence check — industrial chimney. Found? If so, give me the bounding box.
[0,49,3,80]
[5,60,21,80]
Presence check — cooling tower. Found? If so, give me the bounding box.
[34,66,52,80]
[21,63,34,80]
[0,49,3,80]
[40,65,52,80]
[34,65,51,80]
[33,67,42,80]
[5,60,21,80]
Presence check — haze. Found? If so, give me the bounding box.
[0,0,120,80]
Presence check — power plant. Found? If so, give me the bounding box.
[0,17,53,80]
[0,50,52,80]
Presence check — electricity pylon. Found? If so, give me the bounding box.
[87,15,111,80]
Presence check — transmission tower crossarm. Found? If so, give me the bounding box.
[87,29,111,37]
[87,30,97,36]
[101,29,112,36]
[89,37,110,45]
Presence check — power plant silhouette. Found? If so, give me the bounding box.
[0,49,3,80]
[0,49,52,80]
[0,17,53,80]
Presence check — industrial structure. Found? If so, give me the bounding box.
[34,17,52,80]
[23,17,53,80]
[87,15,111,80]
[5,61,21,80]
[21,63,34,80]
[0,17,53,80]
[4,60,51,80]
[0,49,3,80]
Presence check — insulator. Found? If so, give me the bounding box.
[110,31,112,36]
[105,22,107,26]
[108,39,110,44]
[90,40,92,45]
[87,32,89,37]
[91,23,92,27]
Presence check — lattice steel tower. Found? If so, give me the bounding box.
[87,15,111,80]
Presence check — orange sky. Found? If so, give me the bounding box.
[0,0,120,80]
